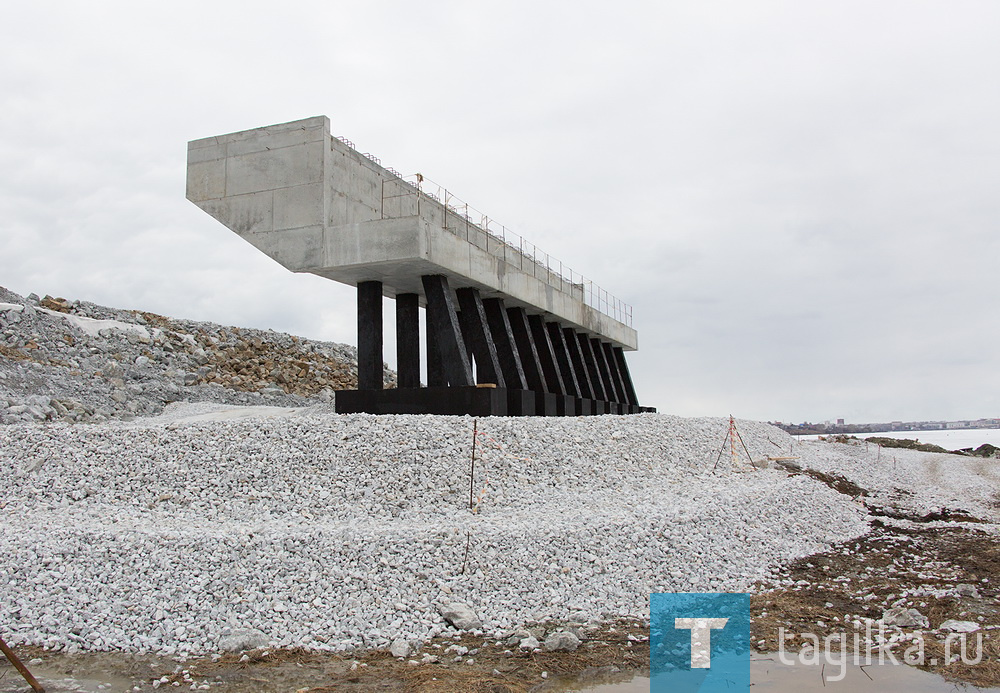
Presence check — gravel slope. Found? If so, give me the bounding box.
[1,407,869,655]
[3,287,991,661]
[0,286,393,424]
[789,437,1000,522]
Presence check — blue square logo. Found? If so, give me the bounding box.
[650,592,753,692]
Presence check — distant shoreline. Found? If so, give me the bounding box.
[777,419,999,437]
[795,427,1000,452]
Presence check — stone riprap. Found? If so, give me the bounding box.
[0,286,395,425]
[3,286,992,660]
[791,436,1000,523]
[1,406,870,655]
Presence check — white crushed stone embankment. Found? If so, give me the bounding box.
[788,438,1000,523]
[1,406,869,655]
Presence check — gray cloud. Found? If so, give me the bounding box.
[1,0,996,423]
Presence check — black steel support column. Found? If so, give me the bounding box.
[565,328,594,400]
[395,293,420,388]
[603,342,630,406]
[507,307,546,393]
[456,288,506,388]
[421,275,474,387]
[577,333,606,401]
[547,322,580,397]
[613,347,639,406]
[426,305,445,387]
[482,298,528,390]
[592,338,621,403]
[528,314,566,395]
[357,280,383,391]
[456,310,475,368]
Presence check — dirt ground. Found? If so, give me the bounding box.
[750,519,1000,689]
[3,620,649,693]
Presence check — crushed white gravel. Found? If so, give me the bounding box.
[4,287,995,660]
[0,406,884,656]
[791,437,1000,522]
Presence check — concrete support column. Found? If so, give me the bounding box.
[456,288,506,388]
[565,328,594,400]
[592,338,621,403]
[613,347,639,405]
[395,293,420,389]
[482,298,528,390]
[357,280,383,391]
[577,333,606,401]
[421,275,474,387]
[547,322,581,397]
[507,307,546,393]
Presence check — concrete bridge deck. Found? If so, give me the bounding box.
[186,116,636,350]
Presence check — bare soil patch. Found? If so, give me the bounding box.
[751,520,1000,688]
[4,621,649,693]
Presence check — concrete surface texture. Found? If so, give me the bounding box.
[186,116,637,350]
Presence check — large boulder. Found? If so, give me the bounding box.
[390,638,415,658]
[543,631,582,652]
[518,636,540,651]
[218,628,268,652]
[955,583,981,598]
[882,607,928,629]
[439,602,482,631]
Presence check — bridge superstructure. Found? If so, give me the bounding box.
[186,116,652,415]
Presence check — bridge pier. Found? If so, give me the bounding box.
[338,273,650,416]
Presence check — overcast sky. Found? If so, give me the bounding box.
[2,1,997,424]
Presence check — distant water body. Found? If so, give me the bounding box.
[799,428,1000,450]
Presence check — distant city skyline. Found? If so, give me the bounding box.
[779,417,1000,434]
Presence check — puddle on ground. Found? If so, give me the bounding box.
[749,657,1000,692]
[0,663,133,693]
[560,658,1000,692]
[561,676,650,692]
[4,657,1000,692]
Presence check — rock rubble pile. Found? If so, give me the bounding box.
[0,286,395,424]
[797,436,999,522]
[0,406,870,655]
[6,285,988,662]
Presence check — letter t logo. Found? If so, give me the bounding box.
[674,618,729,668]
